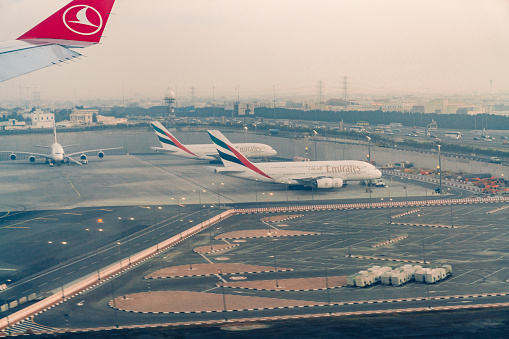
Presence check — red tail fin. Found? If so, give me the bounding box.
[17,0,116,47]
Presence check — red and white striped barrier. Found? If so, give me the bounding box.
[0,210,234,331]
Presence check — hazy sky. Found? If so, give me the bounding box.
[1,0,509,103]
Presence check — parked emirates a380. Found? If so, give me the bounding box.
[207,130,382,188]
[150,121,277,161]
[0,123,122,167]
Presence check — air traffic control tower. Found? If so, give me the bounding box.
[164,89,176,119]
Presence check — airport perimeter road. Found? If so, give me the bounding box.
[29,202,509,330]
[0,205,219,315]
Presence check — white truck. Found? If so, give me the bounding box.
[361,178,386,187]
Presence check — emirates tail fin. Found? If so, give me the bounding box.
[17,0,116,48]
[207,130,272,179]
[150,121,197,157]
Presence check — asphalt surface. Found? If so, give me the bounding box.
[1,149,508,335]
[27,199,509,330]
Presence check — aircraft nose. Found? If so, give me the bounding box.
[375,168,382,178]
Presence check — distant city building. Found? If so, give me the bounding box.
[0,119,26,130]
[22,108,54,128]
[69,108,97,126]
[234,103,254,116]
[382,102,415,112]
[424,99,459,114]
[96,115,127,125]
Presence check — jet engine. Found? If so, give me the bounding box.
[97,151,104,158]
[9,153,16,160]
[313,177,343,188]
[29,155,36,163]
[80,154,89,164]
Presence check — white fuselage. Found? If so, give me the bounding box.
[157,143,277,160]
[50,142,65,163]
[216,160,382,185]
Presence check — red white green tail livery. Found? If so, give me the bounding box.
[150,121,276,161]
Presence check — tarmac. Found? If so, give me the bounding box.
[2,142,506,335]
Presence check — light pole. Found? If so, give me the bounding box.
[255,179,259,209]
[125,217,134,265]
[193,189,205,208]
[271,241,279,288]
[244,126,248,142]
[404,185,408,212]
[262,192,273,209]
[418,214,431,308]
[156,207,162,251]
[48,240,67,298]
[86,228,103,281]
[212,183,224,209]
[187,220,193,270]
[387,198,393,241]
[285,181,290,209]
[116,241,123,271]
[438,144,442,194]
[172,197,186,239]
[193,189,206,221]
[366,135,371,163]
[313,130,318,161]
[450,202,454,228]
[346,209,351,257]
[220,274,228,321]
[323,263,331,315]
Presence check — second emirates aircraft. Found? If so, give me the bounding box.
[207,130,382,188]
[150,121,277,161]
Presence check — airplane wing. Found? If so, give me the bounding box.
[0,42,81,82]
[33,144,53,149]
[66,147,123,157]
[0,151,51,159]
[0,0,116,83]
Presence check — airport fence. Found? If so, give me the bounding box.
[382,169,484,193]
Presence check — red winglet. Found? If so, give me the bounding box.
[17,0,116,47]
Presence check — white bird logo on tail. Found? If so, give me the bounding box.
[63,5,103,35]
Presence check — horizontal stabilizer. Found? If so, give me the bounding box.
[150,146,178,153]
